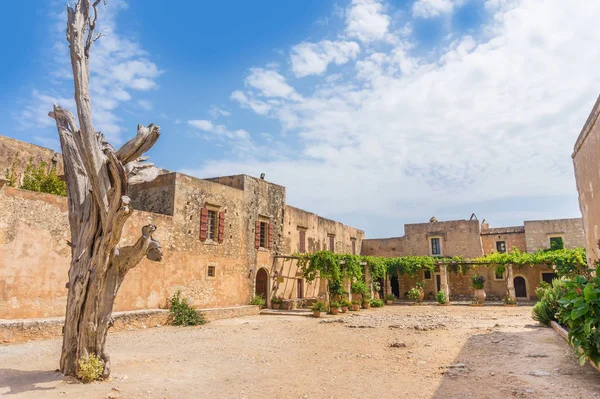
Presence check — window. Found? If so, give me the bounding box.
[351,238,356,255]
[542,272,557,284]
[200,207,224,243]
[550,236,564,250]
[259,221,268,248]
[494,269,504,280]
[329,235,335,253]
[424,270,432,280]
[430,237,441,256]
[496,241,506,253]
[207,265,216,278]
[299,230,306,253]
[207,210,218,241]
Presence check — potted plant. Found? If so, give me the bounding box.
[271,296,283,310]
[370,298,384,308]
[408,287,422,304]
[503,295,517,306]
[415,281,426,302]
[362,293,372,309]
[329,300,340,315]
[436,291,448,305]
[472,274,486,305]
[385,294,396,305]
[351,300,361,311]
[311,301,327,317]
[250,295,266,309]
[340,299,351,313]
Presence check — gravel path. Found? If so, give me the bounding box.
[1,304,599,398]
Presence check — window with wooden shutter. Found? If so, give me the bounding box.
[218,211,225,243]
[268,223,273,249]
[299,230,306,253]
[199,207,208,241]
[328,235,335,253]
[255,221,261,249]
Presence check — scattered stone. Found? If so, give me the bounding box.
[526,354,548,358]
[447,363,466,369]
[527,370,551,377]
[524,324,545,329]
[389,341,407,348]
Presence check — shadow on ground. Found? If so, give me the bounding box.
[0,369,61,395]
[431,327,600,399]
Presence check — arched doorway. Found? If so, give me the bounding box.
[391,275,399,298]
[514,276,527,298]
[255,268,268,299]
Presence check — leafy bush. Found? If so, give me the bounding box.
[351,281,369,297]
[535,281,551,298]
[311,301,328,312]
[503,295,517,305]
[370,298,384,307]
[385,294,396,301]
[436,291,448,304]
[471,274,485,289]
[415,281,426,290]
[532,279,567,325]
[408,287,422,302]
[271,296,283,304]
[340,299,352,308]
[361,293,372,303]
[250,294,266,307]
[169,291,206,326]
[76,353,104,383]
[557,274,600,366]
[329,300,340,309]
[20,159,67,196]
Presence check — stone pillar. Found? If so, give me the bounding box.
[385,273,392,297]
[506,264,516,300]
[440,264,450,301]
[363,262,373,298]
[397,270,402,299]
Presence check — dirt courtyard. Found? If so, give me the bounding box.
[1,304,600,399]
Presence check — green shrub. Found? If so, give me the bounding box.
[532,279,567,325]
[250,295,266,307]
[271,296,283,304]
[471,274,485,289]
[169,291,206,326]
[436,291,448,304]
[76,353,104,383]
[408,287,422,302]
[311,301,328,312]
[385,293,396,301]
[340,299,352,308]
[503,295,517,305]
[415,281,426,290]
[557,274,600,366]
[361,293,372,303]
[535,281,551,298]
[351,281,368,297]
[370,298,384,307]
[20,159,67,196]
[329,300,340,309]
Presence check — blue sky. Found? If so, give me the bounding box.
[0,0,597,238]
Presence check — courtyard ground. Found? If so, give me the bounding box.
[1,304,600,399]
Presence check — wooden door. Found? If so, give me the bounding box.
[255,268,268,299]
[514,276,527,297]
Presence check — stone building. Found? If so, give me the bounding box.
[362,216,585,300]
[0,135,363,319]
[573,95,600,267]
[0,135,64,184]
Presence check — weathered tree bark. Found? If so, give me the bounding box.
[49,0,163,379]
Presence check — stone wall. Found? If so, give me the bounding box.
[524,218,585,252]
[0,135,64,183]
[129,173,176,216]
[480,226,527,255]
[573,96,600,267]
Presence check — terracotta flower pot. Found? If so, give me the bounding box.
[312,310,321,318]
[351,304,361,311]
[386,300,393,305]
[418,290,425,302]
[362,302,371,309]
[473,289,486,305]
[341,306,348,313]
[272,303,280,310]
[330,307,339,315]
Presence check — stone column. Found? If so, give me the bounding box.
[386,273,392,297]
[506,264,516,300]
[397,270,402,299]
[440,264,450,301]
[363,262,373,298]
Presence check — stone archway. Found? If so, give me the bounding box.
[514,276,527,298]
[255,268,269,300]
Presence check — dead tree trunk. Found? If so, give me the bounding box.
[49,0,163,378]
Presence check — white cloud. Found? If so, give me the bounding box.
[231,90,272,115]
[212,0,597,233]
[209,106,231,118]
[188,120,214,131]
[412,0,465,18]
[138,100,153,111]
[19,1,162,144]
[290,40,361,78]
[345,0,390,42]
[245,68,300,100]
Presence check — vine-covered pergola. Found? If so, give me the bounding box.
[286,248,588,302]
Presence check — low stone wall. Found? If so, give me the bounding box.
[0,306,259,344]
[551,321,600,372]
